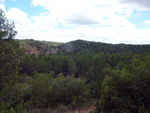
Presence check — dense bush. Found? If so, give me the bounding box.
[95,55,150,113]
[23,72,90,108]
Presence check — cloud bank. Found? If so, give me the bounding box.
[121,0,150,9]
[1,0,150,44]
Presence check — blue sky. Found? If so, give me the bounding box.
[1,0,150,44]
[5,0,47,16]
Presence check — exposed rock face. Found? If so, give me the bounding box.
[23,45,63,56]
[18,39,63,56]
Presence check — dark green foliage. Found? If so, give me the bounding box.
[19,46,150,112]
[96,55,150,113]
[0,9,27,112]
[0,40,24,105]
[18,39,150,56]
[61,40,150,54]
[0,101,27,113]
[23,73,88,108]
[0,9,20,99]
[48,76,87,106]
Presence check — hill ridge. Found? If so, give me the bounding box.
[17,39,150,55]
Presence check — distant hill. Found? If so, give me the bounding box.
[40,41,63,46]
[17,39,150,55]
[18,39,63,47]
[61,40,150,54]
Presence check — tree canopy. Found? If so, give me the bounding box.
[0,9,17,40]
[0,9,23,109]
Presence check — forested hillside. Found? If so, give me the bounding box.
[1,9,150,113]
[18,39,150,56]
[62,40,150,54]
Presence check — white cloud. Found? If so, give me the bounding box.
[144,20,150,25]
[103,14,135,28]
[8,8,31,25]
[121,0,150,9]
[1,0,150,44]
[0,4,5,10]
[31,0,134,25]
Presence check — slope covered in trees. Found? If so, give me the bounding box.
[62,39,150,54]
[18,39,150,56]
[19,52,150,113]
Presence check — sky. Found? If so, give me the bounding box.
[1,0,150,44]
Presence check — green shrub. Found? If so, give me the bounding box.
[23,73,89,108]
[0,101,27,113]
[46,76,88,107]
[96,67,150,113]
